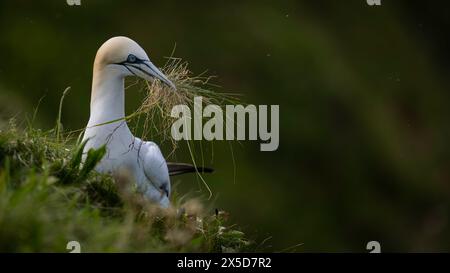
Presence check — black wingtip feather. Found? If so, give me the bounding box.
[167,162,214,176]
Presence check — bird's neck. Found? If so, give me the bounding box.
[89,66,126,125]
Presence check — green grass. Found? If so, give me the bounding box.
[0,121,252,252]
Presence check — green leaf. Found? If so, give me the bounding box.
[79,145,106,180]
[69,139,89,170]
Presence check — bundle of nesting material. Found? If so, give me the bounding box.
[133,57,240,147]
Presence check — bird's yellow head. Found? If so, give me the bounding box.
[94,36,176,89]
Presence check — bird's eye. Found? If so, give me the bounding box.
[127,54,137,63]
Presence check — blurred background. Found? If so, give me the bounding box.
[1,0,450,251]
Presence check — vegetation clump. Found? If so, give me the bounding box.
[0,122,252,252]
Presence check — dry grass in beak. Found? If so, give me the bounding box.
[133,57,240,149]
[129,57,241,198]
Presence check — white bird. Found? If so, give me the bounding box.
[82,36,212,207]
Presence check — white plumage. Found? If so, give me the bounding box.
[82,36,173,207]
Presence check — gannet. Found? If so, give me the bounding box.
[82,36,212,207]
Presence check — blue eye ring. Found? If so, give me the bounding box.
[127,54,137,63]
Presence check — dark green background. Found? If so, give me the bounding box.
[1,0,450,251]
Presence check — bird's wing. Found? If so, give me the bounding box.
[167,162,214,176]
[140,141,170,191]
[139,141,214,179]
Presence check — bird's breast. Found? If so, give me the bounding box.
[82,122,138,173]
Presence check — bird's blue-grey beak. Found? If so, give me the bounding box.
[140,60,176,90]
[122,59,176,90]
